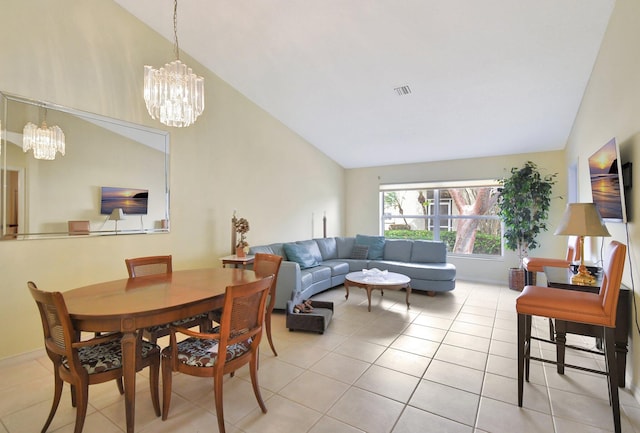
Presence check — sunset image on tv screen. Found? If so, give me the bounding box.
[588,138,624,221]
[101,187,149,215]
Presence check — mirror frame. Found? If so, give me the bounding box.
[1,91,170,240]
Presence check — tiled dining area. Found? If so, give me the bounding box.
[2,279,640,433]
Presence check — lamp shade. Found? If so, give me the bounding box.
[554,203,610,237]
[109,208,124,221]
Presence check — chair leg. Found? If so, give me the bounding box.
[265,310,278,356]
[42,372,64,433]
[604,327,621,433]
[72,381,89,433]
[149,357,161,417]
[161,353,172,420]
[517,313,526,407]
[70,384,77,407]
[249,354,267,413]
[524,313,532,382]
[214,371,226,433]
[524,271,532,285]
[115,378,124,395]
[555,320,566,375]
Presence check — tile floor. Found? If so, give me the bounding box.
[2,280,640,433]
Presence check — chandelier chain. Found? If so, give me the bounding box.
[143,0,205,127]
[173,0,180,61]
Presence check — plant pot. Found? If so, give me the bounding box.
[508,267,526,291]
[236,247,246,258]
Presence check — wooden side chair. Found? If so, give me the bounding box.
[161,276,274,433]
[210,253,282,356]
[28,281,161,433]
[516,241,626,433]
[125,255,211,343]
[253,253,283,356]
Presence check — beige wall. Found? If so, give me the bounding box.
[0,0,344,359]
[346,151,568,284]
[564,0,640,395]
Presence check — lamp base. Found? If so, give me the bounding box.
[570,268,596,285]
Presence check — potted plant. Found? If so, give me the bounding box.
[233,214,250,257]
[496,161,557,290]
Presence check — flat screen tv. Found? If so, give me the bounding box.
[100,187,149,215]
[588,138,627,223]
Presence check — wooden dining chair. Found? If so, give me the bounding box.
[125,255,211,343]
[28,281,161,433]
[161,275,274,433]
[251,253,283,356]
[210,253,283,356]
[516,241,626,433]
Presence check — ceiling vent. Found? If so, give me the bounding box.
[394,85,411,96]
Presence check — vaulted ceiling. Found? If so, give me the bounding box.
[115,0,615,168]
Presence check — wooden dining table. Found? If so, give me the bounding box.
[63,267,261,433]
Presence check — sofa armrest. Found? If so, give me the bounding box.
[272,260,301,310]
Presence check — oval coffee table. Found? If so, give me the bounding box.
[344,271,411,312]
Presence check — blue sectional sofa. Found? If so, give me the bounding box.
[249,235,456,310]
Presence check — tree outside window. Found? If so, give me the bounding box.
[381,182,501,256]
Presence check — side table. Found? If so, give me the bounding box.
[219,254,255,269]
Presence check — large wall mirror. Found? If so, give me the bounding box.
[0,92,170,240]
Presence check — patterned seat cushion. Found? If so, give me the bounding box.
[62,339,159,375]
[146,313,210,333]
[174,331,252,368]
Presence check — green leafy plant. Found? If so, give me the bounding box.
[496,161,558,267]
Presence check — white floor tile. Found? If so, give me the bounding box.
[5,281,639,433]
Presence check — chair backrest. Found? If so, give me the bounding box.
[253,253,283,309]
[28,281,82,373]
[599,241,626,327]
[125,255,172,278]
[217,276,273,366]
[565,236,581,262]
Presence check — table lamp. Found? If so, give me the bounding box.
[554,203,610,285]
[109,208,124,233]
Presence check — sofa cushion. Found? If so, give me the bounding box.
[320,260,350,277]
[305,266,332,283]
[383,239,413,262]
[297,240,323,263]
[411,240,446,263]
[336,237,356,259]
[314,238,338,260]
[369,261,456,281]
[355,234,385,260]
[350,244,369,260]
[249,243,286,259]
[283,242,320,269]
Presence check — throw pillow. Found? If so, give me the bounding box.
[283,243,319,269]
[355,234,385,260]
[350,244,369,260]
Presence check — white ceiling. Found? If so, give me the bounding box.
[114,0,615,169]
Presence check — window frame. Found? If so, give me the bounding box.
[380,180,503,258]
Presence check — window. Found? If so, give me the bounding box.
[380,180,502,256]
